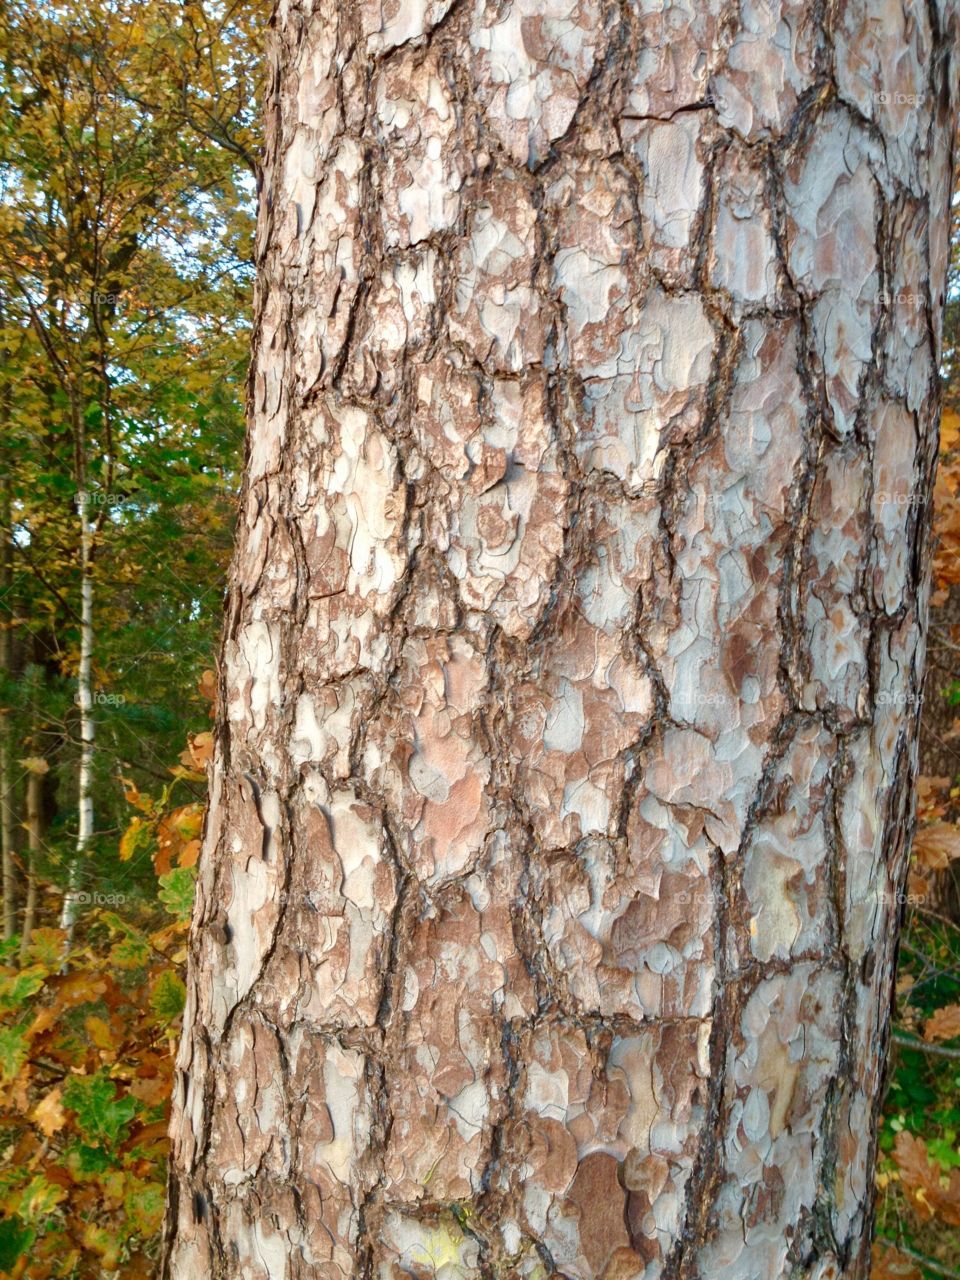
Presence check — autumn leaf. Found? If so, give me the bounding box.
[916,775,951,822]
[871,1242,921,1280]
[84,1016,117,1056]
[157,867,197,923]
[924,1004,960,1043]
[120,775,154,815]
[181,731,213,771]
[178,838,201,869]
[150,970,186,1024]
[0,1025,29,1087]
[894,1131,960,1226]
[32,1088,66,1138]
[61,1072,138,1150]
[119,816,154,863]
[913,822,960,870]
[16,757,48,775]
[941,408,960,454]
[18,1175,66,1222]
[198,668,217,704]
[20,929,65,969]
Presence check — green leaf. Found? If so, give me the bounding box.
[0,1025,28,1085]
[150,969,185,1022]
[61,1072,138,1149]
[124,1177,165,1235]
[103,913,152,970]
[66,1144,111,1177]
[0,968,45,1012]
[157,866,196,923]
[18,1175,66,1223]
[0,1216,34,1272]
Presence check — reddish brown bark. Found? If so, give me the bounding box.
[165,0,960,1276]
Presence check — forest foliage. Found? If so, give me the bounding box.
[0,1,956,1277]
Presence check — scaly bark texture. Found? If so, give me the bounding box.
[165,0,960,1276]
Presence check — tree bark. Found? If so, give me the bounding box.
[59,478,95,947]
[0,469,17,941]
[165,1,960,1277]
[19,761,44,962]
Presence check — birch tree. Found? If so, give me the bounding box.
[165,0,960,1276]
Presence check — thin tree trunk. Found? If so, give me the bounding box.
[165,2,960,1277]
[19,763,41,961]
[59,493,94,946]
[0,470,16,941]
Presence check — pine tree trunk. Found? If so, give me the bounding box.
[165,2,960,1276]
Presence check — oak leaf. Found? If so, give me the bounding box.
[32,1088,66,1138]
[894,1131,960,1225]
[913,822,960,870]
[923,1004,960,1043]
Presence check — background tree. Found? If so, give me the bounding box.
[0,0,258,940]
[163,2,960,1279]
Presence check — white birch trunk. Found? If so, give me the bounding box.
[59,497,94,944]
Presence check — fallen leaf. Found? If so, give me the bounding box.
[32,1087,66,1137]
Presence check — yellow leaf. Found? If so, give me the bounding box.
[941,409,960,454]
[119,816,150,862]
[32,1087,66,1137]
[84,1015,115,1053]
[17,756,49,775]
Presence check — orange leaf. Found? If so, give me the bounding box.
[178,733,213,772]
[120,775,154,814]
[178,838,201,869]
[924,1004,960,1043]
[198,669,216,703]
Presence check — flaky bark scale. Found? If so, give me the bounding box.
[164,0,960,1276]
